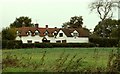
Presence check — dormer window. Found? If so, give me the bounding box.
[72,30,79,38]
[73,33,78,37]
[44,30,49,35]
[53,31,57,38]
[34,30,39,35]
[16,31,20,35]
[54,33,57,36]
[27,31,31,35]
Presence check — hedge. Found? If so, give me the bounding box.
[2,40,95,49]
[2,40,22,49]
[19,43,96,48]
[89,37,119,47]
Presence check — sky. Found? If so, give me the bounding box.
[0,0,119,32]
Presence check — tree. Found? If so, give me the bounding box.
[10,16,34,28]
[89,0,119,37]
[2,27,17,40]
[62,16,83,28]
[93,19,118,38]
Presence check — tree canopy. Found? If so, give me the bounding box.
[10,16,34,28]
[92,19,119,38]
[62,16,83,28]
[2,27,17,40]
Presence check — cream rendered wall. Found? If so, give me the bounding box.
[21,35,42,43]
[66,37,89,43]
[45,35,56,43]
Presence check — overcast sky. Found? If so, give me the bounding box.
[0,0,118,31]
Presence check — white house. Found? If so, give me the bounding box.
[16,24,89,43]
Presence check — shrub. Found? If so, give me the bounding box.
[89,37,119,47]
[2,40,22,49]
[2,40,96,49]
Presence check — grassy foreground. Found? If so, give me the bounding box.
[2,48,116,72]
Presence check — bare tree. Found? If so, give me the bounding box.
[89,0,119,37]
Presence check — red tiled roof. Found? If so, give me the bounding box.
[16,27,89,37]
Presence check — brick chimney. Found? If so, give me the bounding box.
[35,23,39,28]
[46,25,48,28]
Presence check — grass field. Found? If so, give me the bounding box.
[2,48,117,72]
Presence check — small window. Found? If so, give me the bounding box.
[16,31,20,35]
[27,40,32,43]
[44,31,48,35]
[35,30,39,35]
[62,40,66,43]
[54,33,57,36]
[59,33,63,37]
[54,33,57,38]
[56,40,61,43]
[73,33,78,37]
[35,41,39,43]
[27,31,31,35]
[35,32,39,35]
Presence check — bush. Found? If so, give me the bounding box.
[2,40,22,49]
[2,41,96,49]
[89,37,119,47]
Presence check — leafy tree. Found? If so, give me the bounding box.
[89,0,119,37]
[2,27,17,40]
[62,16,83,28]
[93,19,118,38]
[10,16,34,28]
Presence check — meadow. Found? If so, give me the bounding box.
[2,48,117,72]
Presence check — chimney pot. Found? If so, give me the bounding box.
[35,23,39,28]
[46,25,48,28]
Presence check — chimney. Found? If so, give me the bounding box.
[35,23,39,28]
[55,27,57,29]
[46,25,48,28]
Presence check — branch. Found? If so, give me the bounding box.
[97,5,103,20]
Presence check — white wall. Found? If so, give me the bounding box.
[20,35,42,43]
[66,37,89,43]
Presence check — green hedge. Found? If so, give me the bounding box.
[2,40,22,49]
[89,37,119,47]
[2,40,95,49]
[22,43,95,48]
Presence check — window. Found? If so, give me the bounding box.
[54,33,57,38]
[16,31,20,35]
[62,40,66,43]
[73,33,78,37]
[27,40,32,43]
[54,33,57,36]
[56,40,61,43]
[35,41,39,43]
[44,31,48,35]
[59,33,63,37]
[35,31,39,35]
[27,31,31,35]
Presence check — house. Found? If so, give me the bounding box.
[16,24,89,43]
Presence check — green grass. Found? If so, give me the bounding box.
[2,47,116,72]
